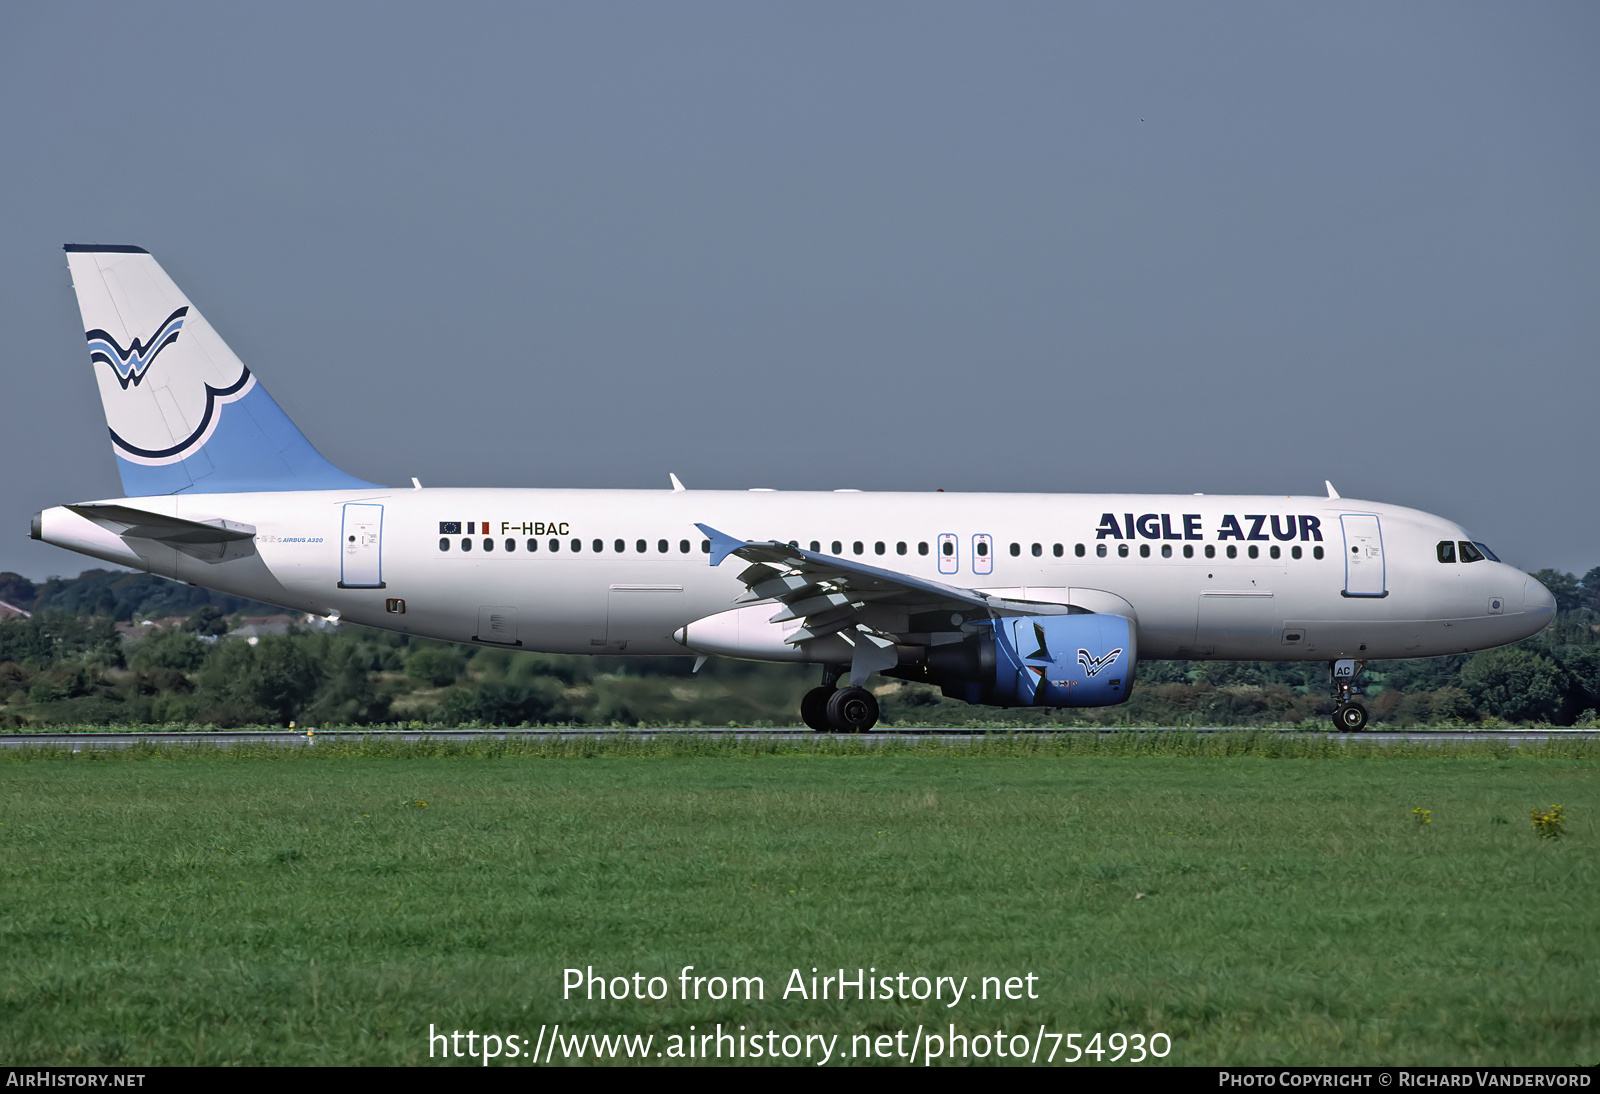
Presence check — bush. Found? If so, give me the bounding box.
[193,636,318,726]
[434,679,565,726]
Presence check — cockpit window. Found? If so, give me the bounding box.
[1436,541,1456,564]
[1474,542,1500,562]
[1458,541,1485,563]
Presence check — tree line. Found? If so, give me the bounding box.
[1,567,1596,729]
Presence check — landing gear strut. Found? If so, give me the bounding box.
[1329,659,1368,731]
[800,666,880,732]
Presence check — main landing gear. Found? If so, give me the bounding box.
[1329,659,1368,731]
[801,666,880,732]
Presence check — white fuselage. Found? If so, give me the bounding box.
[37,487,1553,664]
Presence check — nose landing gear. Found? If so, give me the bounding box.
[1329,659,1368,731]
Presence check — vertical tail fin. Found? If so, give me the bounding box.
[63,245,378,495]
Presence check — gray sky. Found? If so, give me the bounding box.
[2,2,1595,581]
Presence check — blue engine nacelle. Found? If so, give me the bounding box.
[927,613,1136,708]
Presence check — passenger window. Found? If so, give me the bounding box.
[1162,544,1172,558]
[1139,544,1150,558]
[462,538,472,552]
[1269,545,1279,559]
[1096,543,1107,558]
[680,540,690,553]
[918,542,929,556]
[897,541,907,555]
[1458,541,1484,563]
[1075,543,1085,557]
[484,538,494,552]
[1247,545,1258,559]
[1313,546,1324,560]
[1054,544,1063,557]
[976,541,989,557]
[853,541,864,555]
[700,539,711,553]
[614,539,624,553]
[593,539,603,552]
[1009,543,1021,557]
[941,541,953,556]
[1226,545,1238,559]
[439,538,450,552]
[1437,541,1456,563]
[1031,543,1042,557]
[1117,544,1129,558]
[658,539,669,553]
[526,538,537,552]
[571,539,581,552]
[1183,545,1193,558]
[1292,545,1302,559]
[810,541,820,552]
[1205,545,1215,559]
[637,539,647,553]
[506,538,516,552]
[549,539,560,552]
[833,541,843,554]
[875,541,885,555]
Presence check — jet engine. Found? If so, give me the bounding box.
[924,613,1136,707]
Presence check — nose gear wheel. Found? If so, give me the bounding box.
[1335,703,1369,731]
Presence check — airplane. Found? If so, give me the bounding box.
[31,245,1557,732]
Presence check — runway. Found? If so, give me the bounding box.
[4,727,1596,750]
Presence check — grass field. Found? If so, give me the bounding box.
[1,734,1595,1066]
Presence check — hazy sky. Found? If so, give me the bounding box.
[2,2,1595,581]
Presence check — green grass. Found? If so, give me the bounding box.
[1,735,1595,1066]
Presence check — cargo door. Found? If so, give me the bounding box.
[605,584,685,652]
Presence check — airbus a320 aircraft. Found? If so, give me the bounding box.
[33,246,1556,731]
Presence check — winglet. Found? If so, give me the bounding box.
[695,523,746,567]
[1325,480,1341,499]
[669,473,686,492]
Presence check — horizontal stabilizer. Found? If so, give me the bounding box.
[66,503,256,545]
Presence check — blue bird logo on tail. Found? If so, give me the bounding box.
[86,307,188,389]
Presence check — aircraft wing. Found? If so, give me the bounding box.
[700,522,989,608]
[696,523,1078,681]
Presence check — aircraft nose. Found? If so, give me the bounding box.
[1523,574,1556,625]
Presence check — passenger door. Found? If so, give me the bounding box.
[1340,514,1386,597]
[339,503,385,588]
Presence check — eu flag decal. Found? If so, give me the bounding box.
[439,521,461,535]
